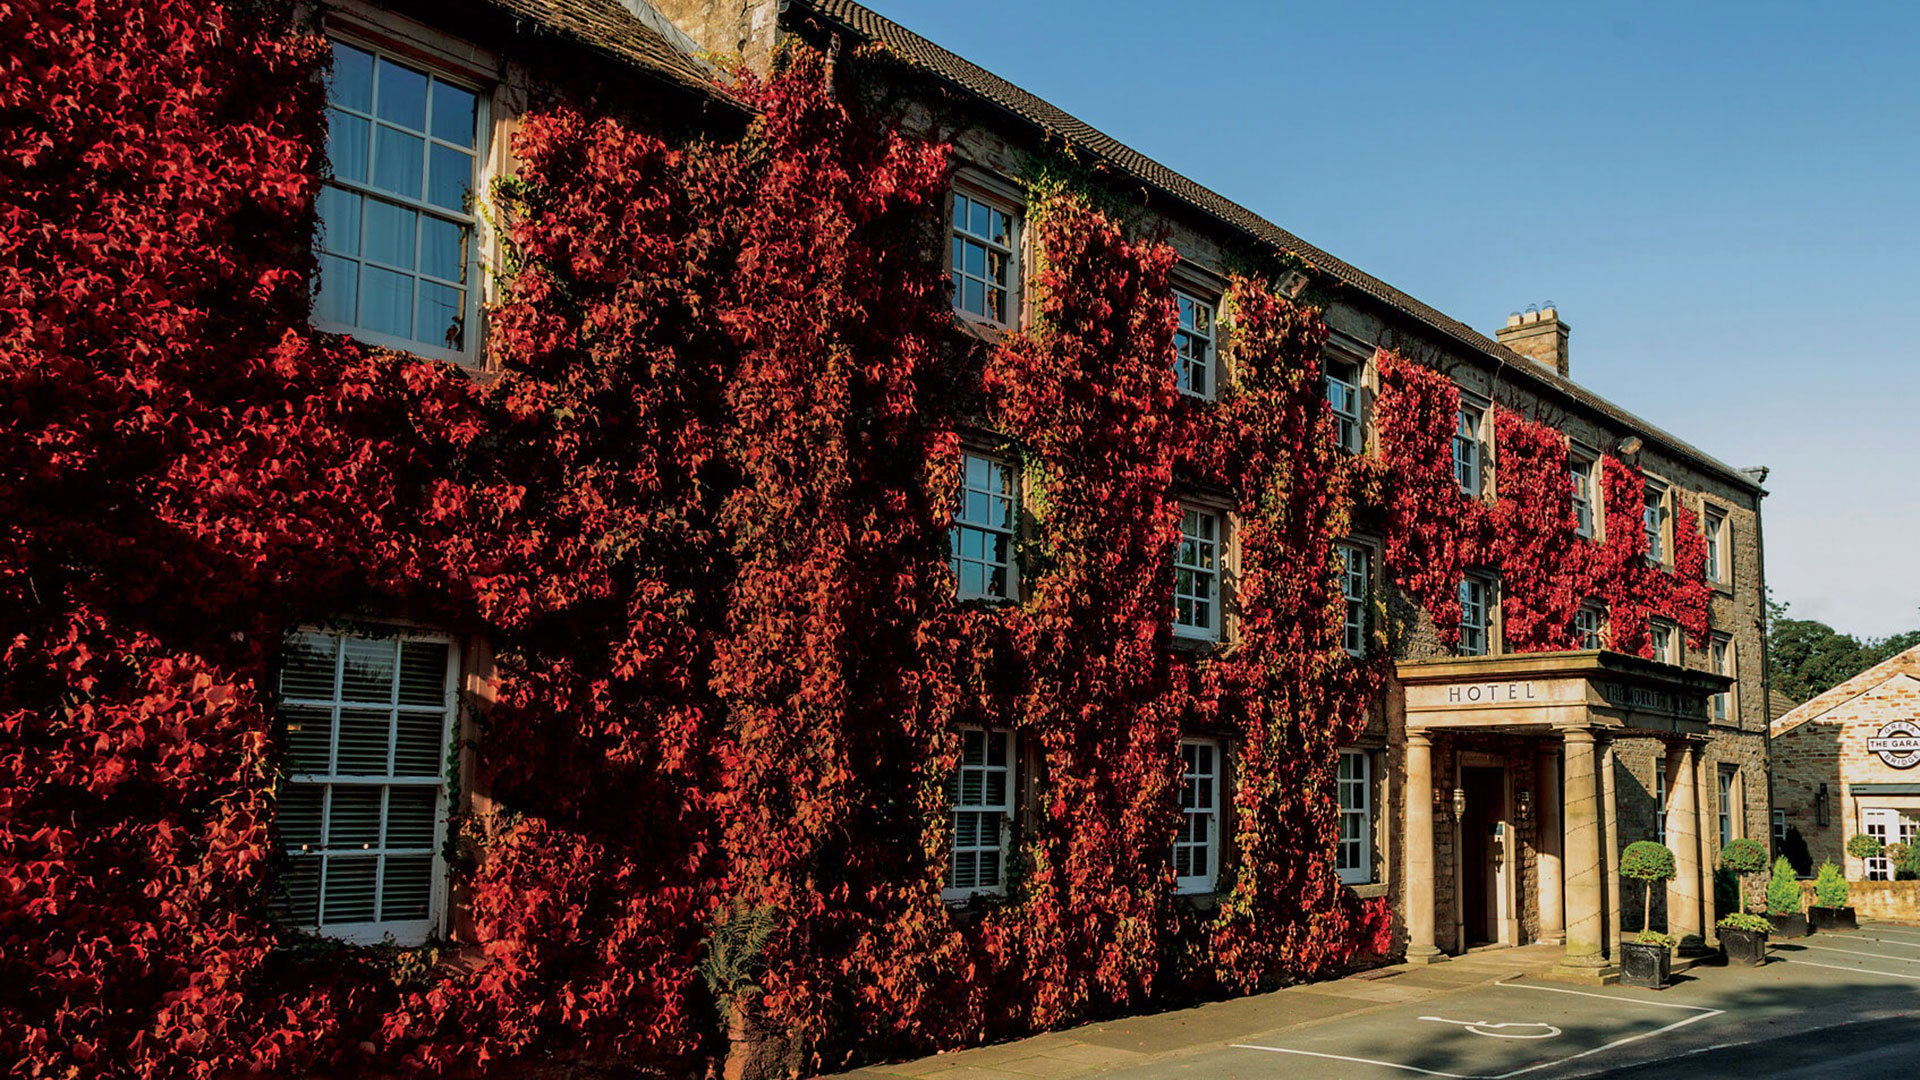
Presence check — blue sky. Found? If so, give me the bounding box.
[870,0,1920,639]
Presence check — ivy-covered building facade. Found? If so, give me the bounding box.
[1,0,1770,1076]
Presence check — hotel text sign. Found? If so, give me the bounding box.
[1445,682,1538,705]
[1867,721,1920,769]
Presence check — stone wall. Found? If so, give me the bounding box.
[1798,879,1920,922]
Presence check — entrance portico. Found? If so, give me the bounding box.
[1396,651,1730,984]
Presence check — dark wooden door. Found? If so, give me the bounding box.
[1460,766,1506,945]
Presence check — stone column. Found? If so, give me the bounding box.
[1602,737,1622,962]
[1666,743,1705,952]
[1536,744,1565,945]
[1405,730,1445,964]
[1552,728,1616,982]
[1695,749,1719,944]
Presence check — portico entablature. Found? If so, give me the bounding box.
[1397,650,1732,737]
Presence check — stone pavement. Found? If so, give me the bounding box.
[820,943,1564,1079]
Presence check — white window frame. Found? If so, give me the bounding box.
[1173,505,1225,642]
[948,182,1021,328]
[1173,287,1218,400]
[1574,602,1606,651]
[1649,617,1681,665]
[1644,481,1671,566]
[1711,633,1736,723]
[1174,738,1222,894]
[1453,402,1486,498]
[1458,575,1492,657]
[1569,453,1597,538]
[1772,808,1787,851]
[314,36,490,366]
[944,726,1016,902]
[1718,765,1739,846]
[1704,505,1729,584]
[1336,750,1373,885]
[1337,542,1370,658]
[951,451,1020,602]
[1325,357,1363,455]
[276,628,460,946]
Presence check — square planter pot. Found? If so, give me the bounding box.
[1619,940,1672,989]
[1769,912,1810,938]
[1809,905,1857,932]
[1721,926,1769,966]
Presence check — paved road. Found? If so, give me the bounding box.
[834,923,1920,1080]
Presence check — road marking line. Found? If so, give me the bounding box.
[1849,933,1920,949]
[1790,942,1920,963]
[1232,983,1725,1079]
[1781,957,1920,982]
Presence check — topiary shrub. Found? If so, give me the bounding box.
[1720,837,1768,875]
[1885,841,1911,873]
[1847,832,1884,862]
[1718,911,1771,934]
[1900,843,1920,882]
[1621,840,1677,939]
[1767,856,1802,915]
[1814,861,1849,908]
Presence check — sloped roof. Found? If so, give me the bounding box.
[1769,687,1801,723]
[794,0,1763,495]
[483,0,720,94]
[1772,645,1920,737]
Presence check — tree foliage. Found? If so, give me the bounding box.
[1769,596,1920,703]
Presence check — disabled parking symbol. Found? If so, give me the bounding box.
[1417,1015,1564,1039]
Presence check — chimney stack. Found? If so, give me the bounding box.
[1497,307,1570,378]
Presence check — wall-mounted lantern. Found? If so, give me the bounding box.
[1452,787,1468,820]
[1516,789,1533,825]
[1816,783,1830,827]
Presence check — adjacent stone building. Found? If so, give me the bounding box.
[1773,646,1920,879]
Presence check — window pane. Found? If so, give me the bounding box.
[322,855,378,923]
[381,854,434,920]
[374,58,428,129]
[359,265,415,338]
[316,255,359,326]
[317,185,362,257]
[340,638,396,703]
[281,706,333,773]
[419,282,465,351]
[419,216,466,283]
[279,785,325,849]
[385,787,438,847]
[363,200,417,270]
[429,80,478,147]
[329,43,374,112]
[278,857,322,925]
[327,108,371,184]
[393,709,445,777]
[334,708,393,775]
[427,144,473,212]
[372,126,424,200]
[281,635,338,700]
[397,641,450,706]
[328,787,384,848]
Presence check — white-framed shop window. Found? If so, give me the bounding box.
[1325,357,1363,454]
[1174,738,1221,894]
[944,726,1015,901]
[275,628,459,946]
[951,451,1019,601]
[1173,287,1217,399]
[1173,505,1224,641]
[1861,809,1917,881]
[315,39,487,365]
[949,186,1020,326]
[1569,453,1597,538]
[1337,750,1373,885]
[1337,541,1370,658]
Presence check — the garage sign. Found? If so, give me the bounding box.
[1867,720,1920,769]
